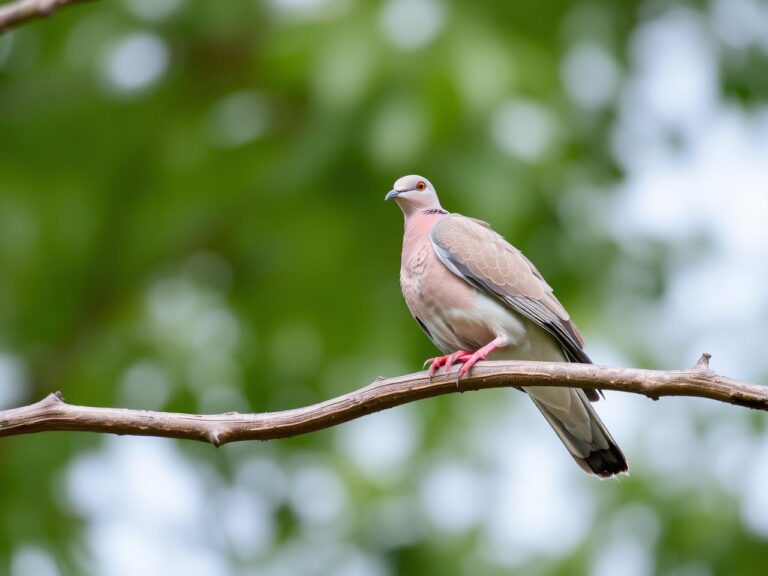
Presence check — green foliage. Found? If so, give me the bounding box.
[1,0,767,574]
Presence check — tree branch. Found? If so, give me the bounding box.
[0,0,91,34]
[0,354,766,446]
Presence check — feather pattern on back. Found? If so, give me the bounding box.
[430,214,595,367]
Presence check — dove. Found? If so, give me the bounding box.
[386,175,627,477]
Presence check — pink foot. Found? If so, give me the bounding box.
[457,337,507,381]
[424,350,470,380]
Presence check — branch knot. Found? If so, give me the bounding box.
[694,353,712,371]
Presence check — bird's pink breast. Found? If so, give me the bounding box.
[400,212,491,352]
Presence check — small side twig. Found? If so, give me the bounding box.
[0,0,92,35]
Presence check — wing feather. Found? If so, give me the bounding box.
[430,215,595,371]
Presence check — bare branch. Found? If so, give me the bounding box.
[0,355,766,446]
[0,0,91,34]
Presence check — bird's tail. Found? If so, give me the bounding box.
[524,386,628,478]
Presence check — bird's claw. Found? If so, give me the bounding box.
[424,350,470,381]
[456,350,488,382]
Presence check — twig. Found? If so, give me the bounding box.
[0,0,91,34]
[0,354,766,446]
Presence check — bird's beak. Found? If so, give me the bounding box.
[384,189,400,201]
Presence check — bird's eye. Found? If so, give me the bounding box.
[416,181,426,191]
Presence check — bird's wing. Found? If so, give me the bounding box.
[429,214,593,367]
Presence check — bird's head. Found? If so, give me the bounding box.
[385,174,442,217]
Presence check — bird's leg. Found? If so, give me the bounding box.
[424,350,470,381]
[457,336,508,381]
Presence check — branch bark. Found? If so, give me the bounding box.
[0,0,91,34]
[0,354,766,446]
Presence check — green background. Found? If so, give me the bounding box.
[1,0,768,574]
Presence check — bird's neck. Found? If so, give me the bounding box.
[403,210,446,248]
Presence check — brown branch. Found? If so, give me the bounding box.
[0,0,91,34]
[0,354,766,446]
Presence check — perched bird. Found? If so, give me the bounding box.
[386,175,628,478]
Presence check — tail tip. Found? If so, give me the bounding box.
[577,446,629,479]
